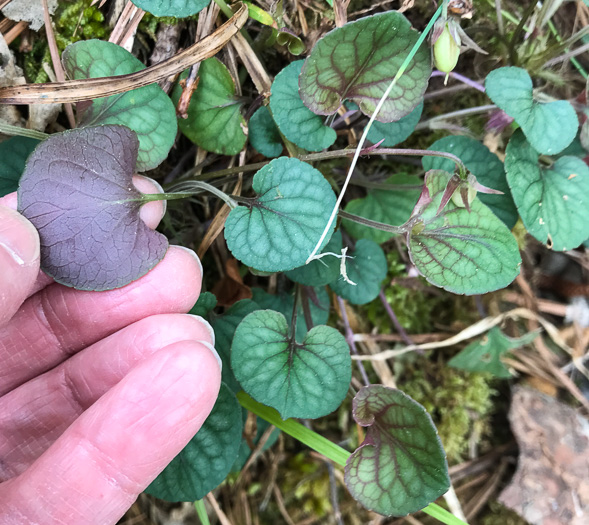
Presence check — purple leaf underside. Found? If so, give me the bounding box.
[17,125,168,291]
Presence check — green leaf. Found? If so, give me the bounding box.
[251,286,330,343]
[366,102,423,147]
[408,170,521,295]
[286,230,343,286]
[448,327,539,378]
[189,291,217,318]
[211,299,260,393]
[249,106,283,158]
[299,11,431,122]
[145,383,243,502]
[505,131,589,251]
[269,61,336,152]
[422,136,519,229]
[231,310,351,419]
[130,0,210,17]
[345,385,450,516]
[173,58,247,156]
[485,67,578,155]
[330,239,387,305]
[225,157,337,272]
[62,40,176,171]
[0,137,40,197]
[343,174,421,244]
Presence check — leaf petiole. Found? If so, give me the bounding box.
[0,120,49,141]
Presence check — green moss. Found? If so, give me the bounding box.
[361,251,440,334]
[22,0,108,83]
[281,453,332,519]
[399,359,495,462]
[481,501,528,525]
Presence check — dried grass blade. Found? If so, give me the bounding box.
[0,3,248,104]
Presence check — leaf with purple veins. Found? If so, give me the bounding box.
[345,385,450,516]
[17,125,168,291]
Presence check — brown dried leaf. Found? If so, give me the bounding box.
[500,387,589,525]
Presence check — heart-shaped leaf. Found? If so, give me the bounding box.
[231,310,351,419]
[448,327,540,378]
[251,286,330,343]
[249,106,283,158]
[299,11,431,122]
[62,40,177,171]
[408,170,521,295]
[17,126,168,291]
[345,385,450,516]
[224,157,337,272]
[0,136,40,197]
[145,383,243,502]
[366,102,423,147]
[343,174,421,244]
[286,229,343,286]
[130,0,210,17]
[504,130,589,251]
[422,136,518,228]
[174,58,247,156]
[485,67,578,155]
[211,299,260,393]
[330,239,387,305]
[269,60,336,152]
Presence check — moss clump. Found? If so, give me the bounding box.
[362,251,440,334]
[280,453,332,519]
[481,501,528,525]
[398,358,495,462]
[23,0,108,83]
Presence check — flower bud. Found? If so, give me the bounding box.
[433,23,461,74]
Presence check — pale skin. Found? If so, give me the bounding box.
[0,177,222,524]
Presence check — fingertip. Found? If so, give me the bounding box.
[157,246,203,312]
[0,206,40,325]
[132,175,166,229]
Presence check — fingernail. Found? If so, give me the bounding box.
[0,207,40,266]
[187,314,216,345]
[198,340,223,371]
[175,245,204,276]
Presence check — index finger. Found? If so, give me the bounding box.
[0,340,221,524]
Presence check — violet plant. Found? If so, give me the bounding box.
[1,0,586,522]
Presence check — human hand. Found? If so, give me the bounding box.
[0,178,222,524]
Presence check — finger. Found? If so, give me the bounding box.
[0,206,40,327]
[0,341,221,525]
[0,246,203,396]
[0,313,216,479]
[133,175,166,229]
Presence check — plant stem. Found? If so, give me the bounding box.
[415,104,497,131]
[430,71,485,93]
[378,289,415,347]
[0,121,48,141]
[181,147,466,182]
[236,391,469,525]
[165,181,238,208]
[305,4,445,264]
[339,210,407,235]
[194,499,211,525]
[336,296,370,386]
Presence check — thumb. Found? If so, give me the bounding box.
[0,206,40,326]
